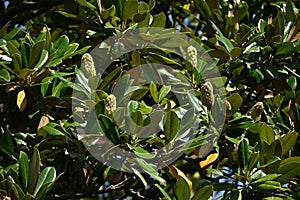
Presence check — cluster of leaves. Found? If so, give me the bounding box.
[0,0,300,199]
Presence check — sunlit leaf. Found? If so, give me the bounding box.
[19,151,29,192]
[199,153,218,168]
[17,90,27,112]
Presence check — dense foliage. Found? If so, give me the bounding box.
[0,0,300,199]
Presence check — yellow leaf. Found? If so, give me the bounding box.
[170,165,193,190]
[37,115,50,130]
[5,84,19,92]
[17,90,27,112]
[199,153,218,168]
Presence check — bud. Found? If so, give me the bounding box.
[200,81,214,108]
[105,94,117,116]
[81,53,96,77]
[187,45,198,68]
[247,102,264,121]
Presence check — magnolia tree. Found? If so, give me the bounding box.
[0,0,300,199]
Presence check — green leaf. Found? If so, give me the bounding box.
[259,123,275,145]
[194,0,212,20]
[250,69,264,83]
[102,5,116,21]
[234,2,249,23]
[0,130,16,157]
[19,151,29,192]
[279,131,298,156]
[248,151,260,171]
[131,87,149,101]
[127,110,144,135]
[277,157,300,182]
[135,158,166,186]
[3,28,20,40]
[151,12,166,28]
[275,42,294,56]
[34,49,48,70]
[286,0,295,22]
[256,181,281,191]
[55,11,78,20]
[263,197,284,200]
[259,156,281,169]
[33,167,56,197]
[20,42,31,68]
[12,53,22,73]
[11,182,26,199]
[53,35,69,58]
[253,174,281,183]
[164,111,179,142]
[76,0,97,12]
[7,40,21,56]
[98,114,120,144]
[158,85,171,102]
[287,76,297,91]
[0,68,10,82]
[21,194,32,200]
[28,147,41,194]
[274,11,284,37]
[226,93,243,118]
[62,43,79,59]
[34,181,56,200]
[131,146,156,159]
[238,139,249,169]
[211,22,234,52]
[132,168,148,188]
[41,77,52,97]
[150,82,159,103]
[192,185,213,200]
[122,0,138,23]
[30,40,45,68]
[99,67,122,90]
[230,47,242,59]
[175,176,191,200]
[39,125,65,137]
[155,184,172,200]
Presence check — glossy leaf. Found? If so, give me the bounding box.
[135,158,166,186]
[17,90,27,112]
[29,40,45,68]
[256,181,281,191]
[0,68,10,82]
[3,28,20,40]
[155,184,172,200]
[199,153,218,168]
[259,123,275,145]
[151,12,166,28]
[28,147,41,194]
[279,131,298,156]
[99,67,122,90]
[33,167,56,197]
[253,174,281,184]
[164,111,179,142]
[150,82,159,103]
[175,176,191,200]
[192,185,213,200]
[238,139,249,169]
[19,151,29,192]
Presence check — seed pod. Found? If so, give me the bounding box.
[247,102,264,121]
[200,81,214,108]
[105,94,117,116]
[81,53,96,77]
[187,45,198,68]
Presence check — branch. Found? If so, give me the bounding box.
[0,0,64,28]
